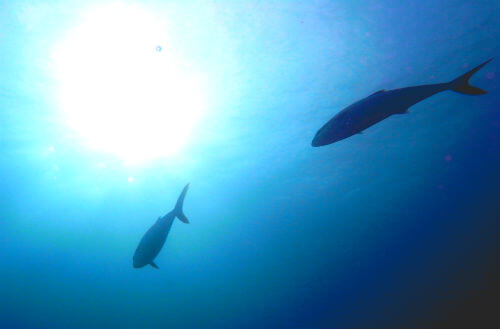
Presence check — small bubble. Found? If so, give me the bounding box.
[155,45,162,52]
[128,176,134,183]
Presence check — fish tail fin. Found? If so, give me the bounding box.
[174,183,190,224]
[449,58,492,95]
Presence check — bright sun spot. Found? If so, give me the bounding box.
[52,3,206,163]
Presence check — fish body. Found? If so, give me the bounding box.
[312,59,492,146]
[133,184,190,269]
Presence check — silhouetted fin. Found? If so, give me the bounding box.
[150,262,159,269]
[369,89,386,96]
[449,58,492,95]
[174,184,190,224]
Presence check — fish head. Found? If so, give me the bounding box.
[312,111,352,147]
[133,252,148,269]
[311,125,329,147]
[133,258,148,269]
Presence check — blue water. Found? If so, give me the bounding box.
[1,1,499,328]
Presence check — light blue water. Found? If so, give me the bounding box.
[1,1,499,328]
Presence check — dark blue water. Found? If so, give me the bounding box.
[1,1,498,328]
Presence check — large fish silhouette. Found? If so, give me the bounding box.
[133,184,190,269]
[312,59,492,146]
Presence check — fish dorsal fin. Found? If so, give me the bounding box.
[150,262,159,269]
[370,89,386,96]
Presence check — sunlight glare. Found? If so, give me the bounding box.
[52,3,206,163]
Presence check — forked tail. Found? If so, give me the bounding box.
[174,183,190,223]
[449,58,492,95]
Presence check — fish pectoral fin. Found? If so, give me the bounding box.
[150,262,159,269]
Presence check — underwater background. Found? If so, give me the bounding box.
[0,1,498,328]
